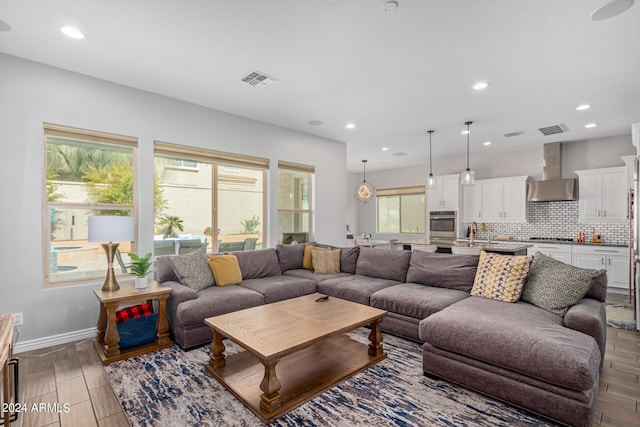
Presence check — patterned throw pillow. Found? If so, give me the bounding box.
[312,249,341,274]
[208,254,243,287]
[168,249,215,291]
[302,243,332,270]
[521,252,601,316]
[471,251,533,302]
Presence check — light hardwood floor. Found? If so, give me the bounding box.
[10,327,640,427]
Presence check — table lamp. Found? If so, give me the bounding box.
[88,216,134,292]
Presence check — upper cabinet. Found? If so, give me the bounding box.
[462,176,530,223]
[427,174,460,211]
[576,167,627,222]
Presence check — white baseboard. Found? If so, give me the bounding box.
[14,327,98,354]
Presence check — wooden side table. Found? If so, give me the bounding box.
[93,281,172,364]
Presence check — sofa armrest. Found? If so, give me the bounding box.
[564,298,607,368]
[162,280,198,327]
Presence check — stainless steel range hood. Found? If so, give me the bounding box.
[527,142,576,202]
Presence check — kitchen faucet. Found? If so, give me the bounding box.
[470,221,478,245]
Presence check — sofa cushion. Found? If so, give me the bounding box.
[420,296,601,391]
[585,269,608,303]
[312,249,341,274]
[233,248,281,279]
[318,274,401,305]
[371,283,469,320]
[283,269,353,283]
[239,275,316,304]
[167,249,214,291]
[521,252,602,317]
[340,246,360,274]
[208,254,242,287]
[155,256,179,282]
[470,251,533,302]
[303,243,332,270]
[175,285,265,327]
[406,251,479,292]
[356,248,411,282]
[276,243,305,272]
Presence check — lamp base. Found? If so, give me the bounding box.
[101,242,120,292]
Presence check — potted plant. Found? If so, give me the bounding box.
[129,252,153,289]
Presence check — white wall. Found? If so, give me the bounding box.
[0,53,347,343]
[352,134,634,237]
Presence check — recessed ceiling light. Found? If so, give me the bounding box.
[381,147,389,151]
[591,0,634,21]
[461,130,470,135]
[308,120,323,126]
[382,1,399,13]
[60,26,85,39]
[483,141,492,146]
[345,123,356,130]
[585,123,599,128]
[473,81,490,90]
[576,104,592,111]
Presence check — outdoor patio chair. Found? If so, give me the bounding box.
[243,237,258,251]
[178,239,206,255]
[154,240,176,256]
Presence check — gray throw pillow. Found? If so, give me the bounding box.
[168,249,214,291]
[521,252,600,317]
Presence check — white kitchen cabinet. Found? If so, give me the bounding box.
[462,184,482,222]
[527,243,572,265]
[462,176,529,222]
[576,167,627,222]
[427,174,460,211]
[572,245,629,290]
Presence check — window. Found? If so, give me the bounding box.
[44,124,137,286]
[376,186,426,234]
[278,161,314,244]
[154,142,268,254]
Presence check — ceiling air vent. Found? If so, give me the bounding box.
[538,123,568,136]
[504,131,524,138]
[241,70,278,87]
[392,152,408,156]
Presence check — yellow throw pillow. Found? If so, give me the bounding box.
[302,243,331,270]
[471,251,533,302]
[312,249,341,274]
[208,254,242,287]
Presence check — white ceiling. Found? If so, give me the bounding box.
[1,0,639,172]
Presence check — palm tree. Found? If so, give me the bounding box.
[159,215,184,238]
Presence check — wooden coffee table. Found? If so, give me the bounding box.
[204,293,387,421]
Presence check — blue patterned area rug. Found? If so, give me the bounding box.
[105,328,555,427]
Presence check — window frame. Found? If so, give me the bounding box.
[154,141,269,251]
[376,186,426,234]
[277,161,315,244]
[43,124,138,287]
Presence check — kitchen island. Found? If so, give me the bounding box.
[402,239,532,255]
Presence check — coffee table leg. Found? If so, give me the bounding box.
[156,294,171,345]
[259,358,282,413]
[208,331,226,369]
[96,303,107,344]
[368,318,384,357]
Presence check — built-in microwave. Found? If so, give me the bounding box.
[429,211,457,242]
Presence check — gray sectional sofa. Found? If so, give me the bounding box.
[154,244,607,427]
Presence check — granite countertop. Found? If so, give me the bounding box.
[413,238,629,249]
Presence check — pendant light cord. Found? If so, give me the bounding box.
[428,130,433,174]
[465,121,472,170]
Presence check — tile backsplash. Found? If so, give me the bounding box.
[463,200,630,245]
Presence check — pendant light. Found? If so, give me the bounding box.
[426,130,437,189]
[460,121,475,186]
[355,159,376,203]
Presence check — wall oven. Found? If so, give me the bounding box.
[429,211,457,243]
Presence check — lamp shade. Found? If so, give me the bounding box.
[88,216,134,243]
